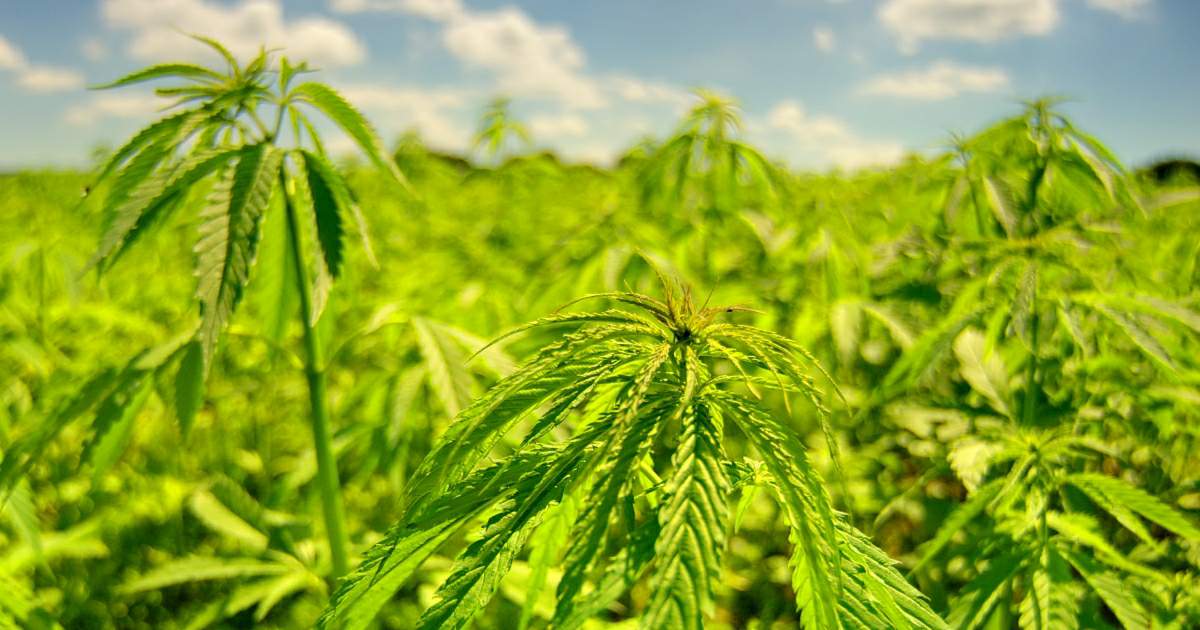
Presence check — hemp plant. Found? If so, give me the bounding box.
[322,277,948,629]
[74,37,405,579]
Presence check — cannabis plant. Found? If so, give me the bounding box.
[12,37,404,579]
[473,97,531,161]
[873,101,1200,627]
[636,89,782,281]
[322,279,947,629]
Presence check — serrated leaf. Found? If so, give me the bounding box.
[194,144,281,367]
[91,63,223,89]
[291,82,408,189]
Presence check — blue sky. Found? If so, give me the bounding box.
[0,0,1196,170]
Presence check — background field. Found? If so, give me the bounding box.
[2,93,1200,629]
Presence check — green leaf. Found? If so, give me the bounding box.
[946,552,1023,629]
[642,401,730,630]
[303,150,345,278]
[91,144,239,271]
[719,392,839,629]
[118,557,288,594]
[412,317,474,418]
[953,328,1011,417]
[830,299,863,365]
[194,144,282,367]
[912,478,1003,574]
[1087,303,1176,373]
[1059,547,1148,630]
[982,176,1017,236]
[92,63,223,89]
[1066,473,1200,541]
[87,377,152,480]
[300,149,376,267]
[174,341,205,436]
[517,496,576,630]
[188,489,269,550]
[291,81,409,189]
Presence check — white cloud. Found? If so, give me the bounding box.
[528,113,588,139]
[17,66,86,93]
[761,100,905,169]
[0,35,26,70]
[333,0,613,109]
[813,26,836,53]
[440,7,605,108]
[0,34,86,93]
[607,77,690,108]
[101,0,366,68]
[1086,0,1150,19]
[332,0,464,20]
[878,0,1059,52]
[860,61,1009,100]
[339,84,473,150]
[65,94,166,125]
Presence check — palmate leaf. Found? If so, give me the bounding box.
[323,284,947,629]
[90,107,203,187]
[194,143,282,366]
[1018,548,1079,630]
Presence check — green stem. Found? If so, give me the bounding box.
[1022,303,1039,428]
[281,171,350,579]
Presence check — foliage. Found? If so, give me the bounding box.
[2,40,1199,630]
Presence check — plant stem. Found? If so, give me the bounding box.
[281,171,350,580]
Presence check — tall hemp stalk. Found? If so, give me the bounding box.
[72,38,406,579]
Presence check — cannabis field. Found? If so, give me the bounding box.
[2,45,1200,630]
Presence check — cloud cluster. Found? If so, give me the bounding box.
[101,0,366,68]
[878,0,1152,52]
[879,0,1059,53]
[334,0,686,112]
[0,34,84,93]
[860,60,1009,100]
